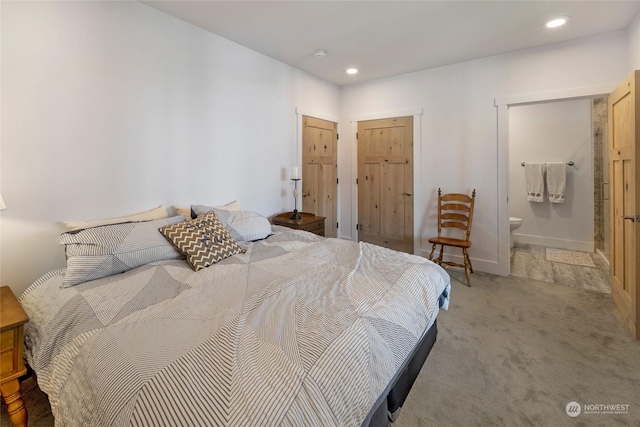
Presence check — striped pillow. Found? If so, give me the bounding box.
[58,215,186,287]
[190,206,272,243]
[159,212,245,271]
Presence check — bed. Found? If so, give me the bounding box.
[19,209,450,427]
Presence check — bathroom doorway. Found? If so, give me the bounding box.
[506,96,611,293]
[508,98,594,252]
[496,86,616,278]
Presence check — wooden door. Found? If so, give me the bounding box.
[302,116,338,237]
[357,116,413,253]
[609,70,639,339]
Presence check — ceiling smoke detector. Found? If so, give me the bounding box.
[314,49,327,57]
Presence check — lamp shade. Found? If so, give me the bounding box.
[0,194,6,211]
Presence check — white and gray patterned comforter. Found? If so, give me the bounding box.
[21,229,450,427]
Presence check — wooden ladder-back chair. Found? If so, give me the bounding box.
[428,188,476,286]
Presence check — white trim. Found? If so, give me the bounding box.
[497,105,511,276]
[348,119,358,241]
[495,84,610,277]
[417,249,502,276]
[494,84,616,106]
[596,248,610,266]
[295,107,339,124]
[351,108,423,123]
[512,233,594,253]
[350,108,424,252]
[295,107,340,236]
[413,116,423,255]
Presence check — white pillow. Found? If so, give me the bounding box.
[209,208,272,243]
[63,205,171,231]
[188,201,242,220]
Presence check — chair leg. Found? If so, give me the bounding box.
[428,243,436,261]
[437,245,444,264]
[462,248,472,287]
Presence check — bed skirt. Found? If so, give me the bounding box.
[363,319,439,426]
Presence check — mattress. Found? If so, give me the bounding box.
[20,228,450,426]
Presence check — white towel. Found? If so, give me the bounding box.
[525,163,544,203]
[546,162,567,203]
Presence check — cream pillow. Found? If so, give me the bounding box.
[174,206,193,220]
[63,205,171,231]
[217,200,242,211]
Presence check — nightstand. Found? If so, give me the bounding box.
[1,286,29,427]
[272,212,326,236]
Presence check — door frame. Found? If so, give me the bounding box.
[295,107,340,231]
[495,84,616,276]
[350,108,423,254]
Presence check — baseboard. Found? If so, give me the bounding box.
[596,248,610,266]
[417,249,502,275]
[338,236,504,276]
[512,233,594,252]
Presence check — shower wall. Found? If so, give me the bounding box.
[593,97,609,259]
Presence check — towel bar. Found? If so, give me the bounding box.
[520,161,574,167]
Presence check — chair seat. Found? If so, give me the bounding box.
[427,236,472,249]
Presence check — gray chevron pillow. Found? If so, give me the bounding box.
[159,212,245,271]
[58,215,186,287]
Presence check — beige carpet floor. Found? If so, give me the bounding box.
[396,270,639,427]
[2,270,639,426]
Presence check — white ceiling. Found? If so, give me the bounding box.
[143,1,640,86]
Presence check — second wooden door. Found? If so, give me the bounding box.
[357,116,414,253]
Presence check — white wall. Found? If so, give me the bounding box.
[629,12,640,71]
[2,3,637,294]
[0,1,340,295]
[508,99,593,251]
[340,31,629,274]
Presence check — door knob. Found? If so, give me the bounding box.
[404,192,412,196]
[623,215,639,222]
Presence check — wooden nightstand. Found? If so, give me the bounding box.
[272,212,326,236]
[1,286,29,427]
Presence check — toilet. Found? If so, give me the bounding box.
[509,217,523,248]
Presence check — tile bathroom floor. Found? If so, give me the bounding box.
[510,243,610,294]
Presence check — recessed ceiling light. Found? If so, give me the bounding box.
[546,16,569,28]
[346,68,358,75]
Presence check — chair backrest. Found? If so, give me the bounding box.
[436,188,476,241]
